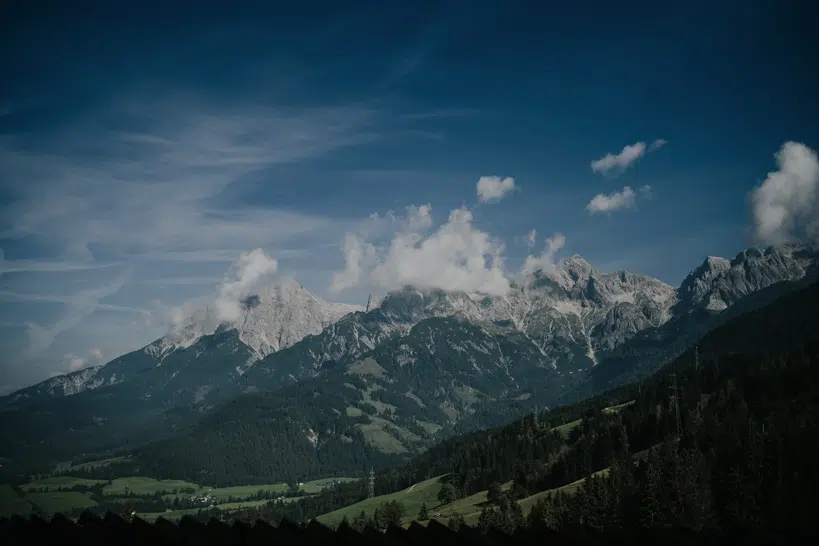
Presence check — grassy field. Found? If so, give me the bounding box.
[316,475,448,527]
[26,491,98,516]
[22,476,107,492]
[159,478,358,501]
[0,485,33,518]
[551,400,634,439]
[137,499,273,521]
[102,477,202,497]
[316,476,517,528]
[318,400,644,528]
[551,418,583,438]
[0,475,361,519]
[54,456,127,473]
[301,477,358,494]
[602,400,635,414]
[316,473,588,529]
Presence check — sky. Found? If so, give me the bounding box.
[1,0,818,393]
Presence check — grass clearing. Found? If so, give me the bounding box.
[26,491,97,516]
[103,477,201,497]
[300,477,358,494]
[201,483,289,501]
[22,476,107,492]
[602,400,635,414]
[317,475,447,528]
[54,456,127,473]
[137,499,273,521]
[346,357,387,378]
[552,418,582,438]
[552,400,635,439]
[0,485,32,518]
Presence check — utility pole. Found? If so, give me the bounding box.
[669,367,683,440]
[368,468,375,498]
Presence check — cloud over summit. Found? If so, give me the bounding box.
[750,141,819,246]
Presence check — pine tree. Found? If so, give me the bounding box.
[438,483,457,505]
[486,481,503,504]
[418,502,429,521]
[447,512,465,531]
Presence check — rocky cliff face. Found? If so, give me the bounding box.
[676,245,817,312]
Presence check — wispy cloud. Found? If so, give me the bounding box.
[0,250,123,275]
[19,268,132,364]
[0,289,149,315]
[0,98,383,269]
[590,138,666,176]
[0,93,403,386]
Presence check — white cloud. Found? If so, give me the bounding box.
[406,204,433,231]
[63,347,106,373]
[331,205,510,296]
[476,176,517,203]
[153,249,280,337]
[521,233,566,278]
[586,186,638,214]
[0,98,380,271]
[213,249,279,324]
[590,139,665,175]
[750,141,819,245]
[0,93,395,389]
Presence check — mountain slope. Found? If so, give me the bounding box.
[116,315,566,485]
[2,244,816,476]
[581,244,819,395]
[6,279,361,406]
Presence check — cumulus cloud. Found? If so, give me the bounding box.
[750,141,819,245]
[160,249,280,335]
[330,205,510,295]
[213,249,279,323]
[590,139,665,175]
[586,186,638,214]
[521,233,567,278]
[476,176,517,203]
[527,229,537,249]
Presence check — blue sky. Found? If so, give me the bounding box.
[1,0,818,392]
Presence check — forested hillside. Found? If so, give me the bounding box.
[195,279,819,539]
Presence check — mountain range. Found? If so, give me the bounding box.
[1,244,817,482]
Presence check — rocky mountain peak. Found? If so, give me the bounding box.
[561,254,595,280]
[677,244,816,312]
